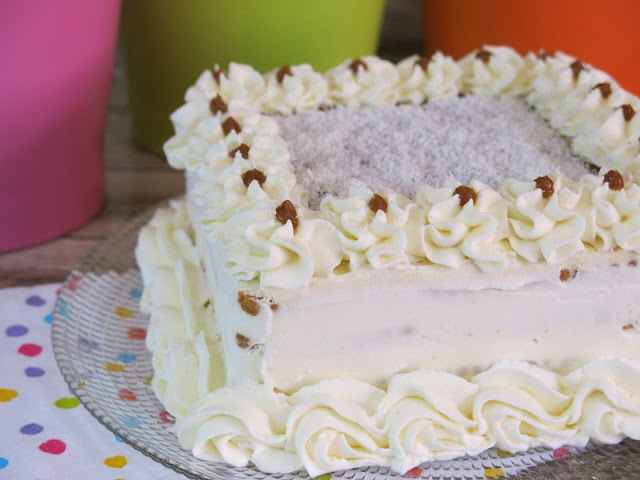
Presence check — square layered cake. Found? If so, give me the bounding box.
[136,46,640,475]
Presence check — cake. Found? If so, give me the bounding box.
[135,46,640,475]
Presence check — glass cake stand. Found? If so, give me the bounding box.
[51,202,640,480]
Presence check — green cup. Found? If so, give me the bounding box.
[121,0,387,155]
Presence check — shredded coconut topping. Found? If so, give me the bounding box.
[275,95,593,208]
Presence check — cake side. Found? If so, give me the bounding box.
[137,200,640,475]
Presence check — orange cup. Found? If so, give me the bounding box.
[422,0,640,94]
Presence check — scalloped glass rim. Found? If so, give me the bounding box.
[51,201,640,480]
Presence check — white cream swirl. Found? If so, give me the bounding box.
[416,181,510,272]
[261,64,328,114]
[573,101,640,165]
[185,62,266,112]
[326,56,399,106]
[320,186,413,270]
[458,45,529,96]
[396,52,461,104]
[221,206,342,288]
[500,176,586,263]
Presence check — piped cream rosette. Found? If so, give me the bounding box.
[165,46,640,289]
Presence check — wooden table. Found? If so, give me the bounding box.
[0,0,424,288]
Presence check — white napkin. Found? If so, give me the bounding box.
[0,284,188,479]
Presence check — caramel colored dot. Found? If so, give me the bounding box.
[221,117,241,136]
[570,60,586,81]
[475,49,492,63]
[237,292,260,316]
[623,324,635,331]
[535,175,554,199]
[454,185,477,206]
[229,143,250,159]
[209,94,228,114]
[270,303,279,311]
[415,55,431,71]
[621,104,636,122]
[276,64,293,83]
[212,66,226,84]
[241,168,266,188]
[593,82,612,99]
[236,333,251,349]
[603,170,624,190]
[276,200,298,229]
[629,259,638,267]
[537,50,552,61]
[368,193,388,213]
[349,58,368,74]
[559,267,577,282]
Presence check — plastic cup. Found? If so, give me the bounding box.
[0,0,121,252]
[421,0,640,95]
[121,0,386,155]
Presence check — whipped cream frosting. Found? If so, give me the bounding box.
[138,202,640,475]
[165,45,640,289]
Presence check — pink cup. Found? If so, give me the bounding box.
[0,0,121,252]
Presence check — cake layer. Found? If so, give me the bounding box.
[194,192,640,392]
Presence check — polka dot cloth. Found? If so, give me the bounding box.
[0,284,189,479]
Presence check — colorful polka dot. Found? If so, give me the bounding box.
[130,288,143,299]
[127,328,146,340]
[116,352,136,364]
[553,447,572,458]
[103,363,125,373]
[159,411,175,424]
[104,455,128,468]
[39,439,66,454]
[115,307,134,318]
[26,295,46,306]
[405,468,423,478]
[5,325,28,337]
[25,367,45,378]
[0,388,19,402]
[43,313,53,324]
[54,397,80,409]
[318,475,332,480]
[484,468,505,479]
[118,389,137,401]
[121,416,142,428]
[78,337,100,352]
[115,436,124,443]
[18,343,42,357]
[0,457,8,469]
[20,423,44,435]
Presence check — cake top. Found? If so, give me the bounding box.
[276,96,592,208]
[164,46,640,289]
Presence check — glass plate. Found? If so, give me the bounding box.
[51,203,640,480]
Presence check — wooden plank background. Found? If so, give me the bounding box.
[0,0,424,288]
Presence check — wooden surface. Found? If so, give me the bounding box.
[0,0,424,288]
